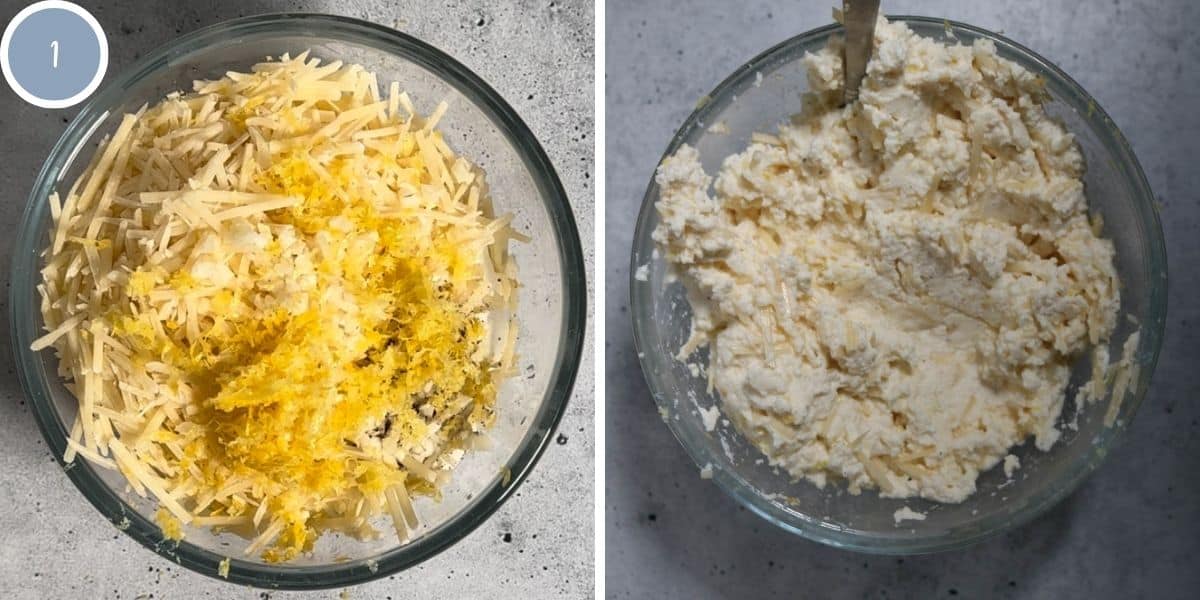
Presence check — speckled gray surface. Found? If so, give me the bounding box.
[606,1,1198,598]
[0,1,593,598]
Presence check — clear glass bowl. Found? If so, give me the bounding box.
[630,16,1166,554]
[9,14,586,589]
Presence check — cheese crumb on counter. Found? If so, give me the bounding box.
[654,18,1124,504]
[33,52,522,561]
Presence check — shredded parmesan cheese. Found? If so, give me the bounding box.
[34,52,521,562]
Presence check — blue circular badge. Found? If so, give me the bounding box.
[2,1,107,109]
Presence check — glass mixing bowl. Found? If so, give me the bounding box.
[630,16,1166,554]
[9,14,585,589]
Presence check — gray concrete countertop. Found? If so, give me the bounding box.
[606,1,1198,598]
[0,1,593,598]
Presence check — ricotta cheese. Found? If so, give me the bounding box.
[698,404,721,432]
[893,506,927,525]
[654,18,1121,503]
[1003,454,1021,479]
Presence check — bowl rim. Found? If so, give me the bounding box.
[9,12,586,589]
[629,14,1167,555]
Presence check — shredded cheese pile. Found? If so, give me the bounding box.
[34,52,522,562]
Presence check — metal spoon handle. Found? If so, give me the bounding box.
[842,0,881,105]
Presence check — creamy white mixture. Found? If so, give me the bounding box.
[653,19,1121,503]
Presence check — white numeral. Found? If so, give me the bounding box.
[50,40,58,68]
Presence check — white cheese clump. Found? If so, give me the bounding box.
[653,18,1120,503]
[893,506,927,525]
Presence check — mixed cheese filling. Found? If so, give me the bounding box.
[654,18,1125,503]
[33,52,522,561]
